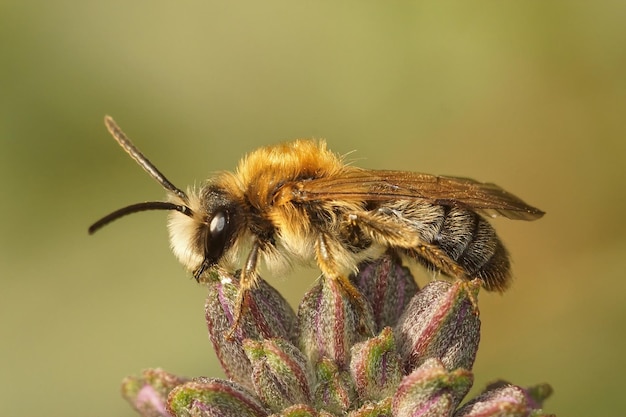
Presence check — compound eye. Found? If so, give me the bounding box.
[205,210,231,265]
[210,211,227,236]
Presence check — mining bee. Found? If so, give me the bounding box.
[90,116,544,326]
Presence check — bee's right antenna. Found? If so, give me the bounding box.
[104,115,189,204]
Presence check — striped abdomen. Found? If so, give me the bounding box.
[404,204,511,291]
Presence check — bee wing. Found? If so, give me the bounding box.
[291,169,544,221]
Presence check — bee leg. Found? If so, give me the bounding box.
[315,234,375,336]
[405,244,480,313]
[406,242,468,281]
[349,211,460,276]
[226,241,260,339]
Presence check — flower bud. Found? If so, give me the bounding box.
[121,368,188,417]
[454,381,553,417]
[244,338,314,413]
[395,280,481,372]
[205,271,297,389]
[298,276,374,368]
[350,327,402,401]
[313,357,356,415]
[348,398,392,417]
[167,378,269,417]
[268,404,317,417]
[352,253,418,332]
[392,358,473,417]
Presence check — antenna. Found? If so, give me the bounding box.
[88,202,193,234]
[104,116,188,203]
[89,116,195,234]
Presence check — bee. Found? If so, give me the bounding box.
[90,116,544,322]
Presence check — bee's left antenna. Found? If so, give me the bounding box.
[88,116,195,235]
[103,115,189,203]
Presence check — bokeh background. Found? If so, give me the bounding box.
[2,2,625,416]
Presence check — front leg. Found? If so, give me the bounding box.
[226,240,261,338]
[240,240,261,291]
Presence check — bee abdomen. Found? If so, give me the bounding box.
[434,207,510,291]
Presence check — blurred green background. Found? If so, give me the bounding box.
[1,1,625,416]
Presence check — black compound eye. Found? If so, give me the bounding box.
[205,210,231,264]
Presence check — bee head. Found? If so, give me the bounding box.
[168,183,241,279]
[89,116,240,281]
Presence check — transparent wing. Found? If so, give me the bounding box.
[289,168,544,220]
